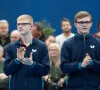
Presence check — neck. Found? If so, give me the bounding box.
[21,33,32,46]
[51,56,58,63]
[64,31,71,37]
[0,57,3,61]
[0,34,8,39]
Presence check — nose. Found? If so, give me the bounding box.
[82,23,87,27]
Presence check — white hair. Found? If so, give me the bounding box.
[0,19,9,25]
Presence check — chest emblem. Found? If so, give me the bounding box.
[90,45,95,48]
[32,49,37,53]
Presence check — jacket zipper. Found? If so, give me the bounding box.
[83,35,87,90]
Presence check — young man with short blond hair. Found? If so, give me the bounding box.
[3,14,50,90]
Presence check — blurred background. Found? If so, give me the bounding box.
[0,0,100,35]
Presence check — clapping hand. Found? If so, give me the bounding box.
[21,52,33,66]
[17,47,26,61]
[81,53,91,68]
[0,73,8,79]
[57,78,64,87]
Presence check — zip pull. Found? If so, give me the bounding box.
[83,34,86,43]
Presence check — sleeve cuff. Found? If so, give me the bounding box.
[89,59,93,67]
[78,62,82,70]
[31,61,36,68]
[15,58,21,64]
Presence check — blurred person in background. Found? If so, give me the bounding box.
[56,18,74,47]
[0,20,10,47]
[4,30,20,57]
[32,22,45,41]
[10,30,20,42]
[94,20,100,38]
[44,43,67,90]
[45,35,56,47]
[0,45,9,90]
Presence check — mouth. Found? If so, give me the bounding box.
[82,28,87,29]
[19,29,24,31]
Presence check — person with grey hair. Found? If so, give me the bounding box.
[0,45,9,90]
[0,20,10,46]
[3,30,20,58]
[10,30,20,42]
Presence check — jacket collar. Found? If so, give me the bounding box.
[17,37,37,48]
[76,33,91,39]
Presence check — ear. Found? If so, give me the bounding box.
[17,24,18,29]
[90,22,92,27]
[74,22,77,28]
[70,25,72,30]
[31,24,33,27]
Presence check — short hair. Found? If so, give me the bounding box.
[75,11,92,22]
[61,18,72,25]
[10,30,20,36]
[0,19,9,26]
[34,22,43,31]
[45,35,54,40]
[0,45,3,52]
[17,14,33,24]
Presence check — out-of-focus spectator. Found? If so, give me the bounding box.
[94,20,100,38]
[44,43,67,90]
[10,30,20,42]
[32,22,45,41]
[3,30,20,57]
[45,35,56,47]
[56,18,74,47]
[0,20,10,46]
[0,45,9,90]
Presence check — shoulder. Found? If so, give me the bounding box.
[71,33,75,37]
[94,36,100,44]
[62,36,75,49]
[8,41,18,47]
[34,38,47,49]
[56,33,64,39]
[64,36,75,44]
[6,41,18,51]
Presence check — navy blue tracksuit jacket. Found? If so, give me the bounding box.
[61,34,100,90]
[3,37,50,90]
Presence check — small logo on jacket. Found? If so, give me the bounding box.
[32,49,37,53]
[90,45,95,48]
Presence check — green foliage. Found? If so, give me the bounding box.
[40,20,56,37]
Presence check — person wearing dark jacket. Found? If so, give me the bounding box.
[0,45,9,90]
[0,20,10,47]
[61,11,100,90]
[3,14,50,90]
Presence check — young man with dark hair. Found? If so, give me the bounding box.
[32,22,45,41]
[56,18,74,47]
